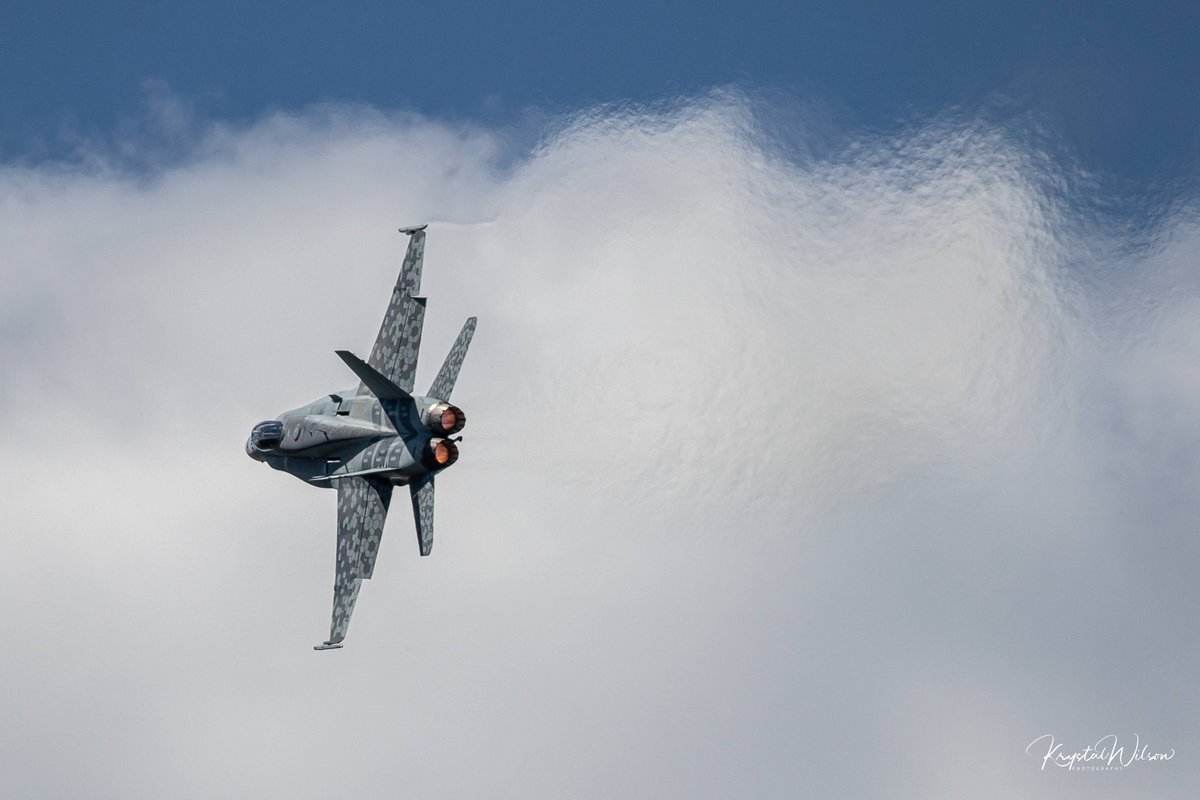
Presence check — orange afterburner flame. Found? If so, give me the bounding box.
[424,403,466,435]
[423,437,460,469]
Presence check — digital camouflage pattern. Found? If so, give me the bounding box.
[364,228,426,394]
[428,317,477,401]
[328,475,392,645]
[245,226,476,650]
[410,473,436,557]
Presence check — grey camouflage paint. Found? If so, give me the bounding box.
[244,226,477,649]
[364,229,426,394]
[427,317,477,401]
[410,474,436,557]
[327,475,393,646]
[337,476,393,580]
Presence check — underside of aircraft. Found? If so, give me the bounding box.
[245,226,476,649]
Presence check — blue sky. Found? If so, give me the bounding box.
[3,0,1197,186]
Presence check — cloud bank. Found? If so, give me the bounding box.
[0,94,1197,799]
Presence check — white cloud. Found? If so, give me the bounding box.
[0,95,1196,798]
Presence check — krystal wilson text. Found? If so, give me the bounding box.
[1026,734,1175,771]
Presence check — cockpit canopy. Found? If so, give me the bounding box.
[250,420,284,450]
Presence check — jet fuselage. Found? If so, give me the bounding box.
[246,390,462,488]
[245,225,477,649]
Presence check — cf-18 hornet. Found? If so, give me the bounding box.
[246,226,476,650]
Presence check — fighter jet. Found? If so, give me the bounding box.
[245,226,476,650]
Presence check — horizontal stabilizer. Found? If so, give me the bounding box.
[398,224,428,235]
[314,643,343,651]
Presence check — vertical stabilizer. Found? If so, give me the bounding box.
[427,317,477,401]
[410,473,435,556]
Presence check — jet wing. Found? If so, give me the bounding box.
[317,475,393,650]
[362,228,427,395]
